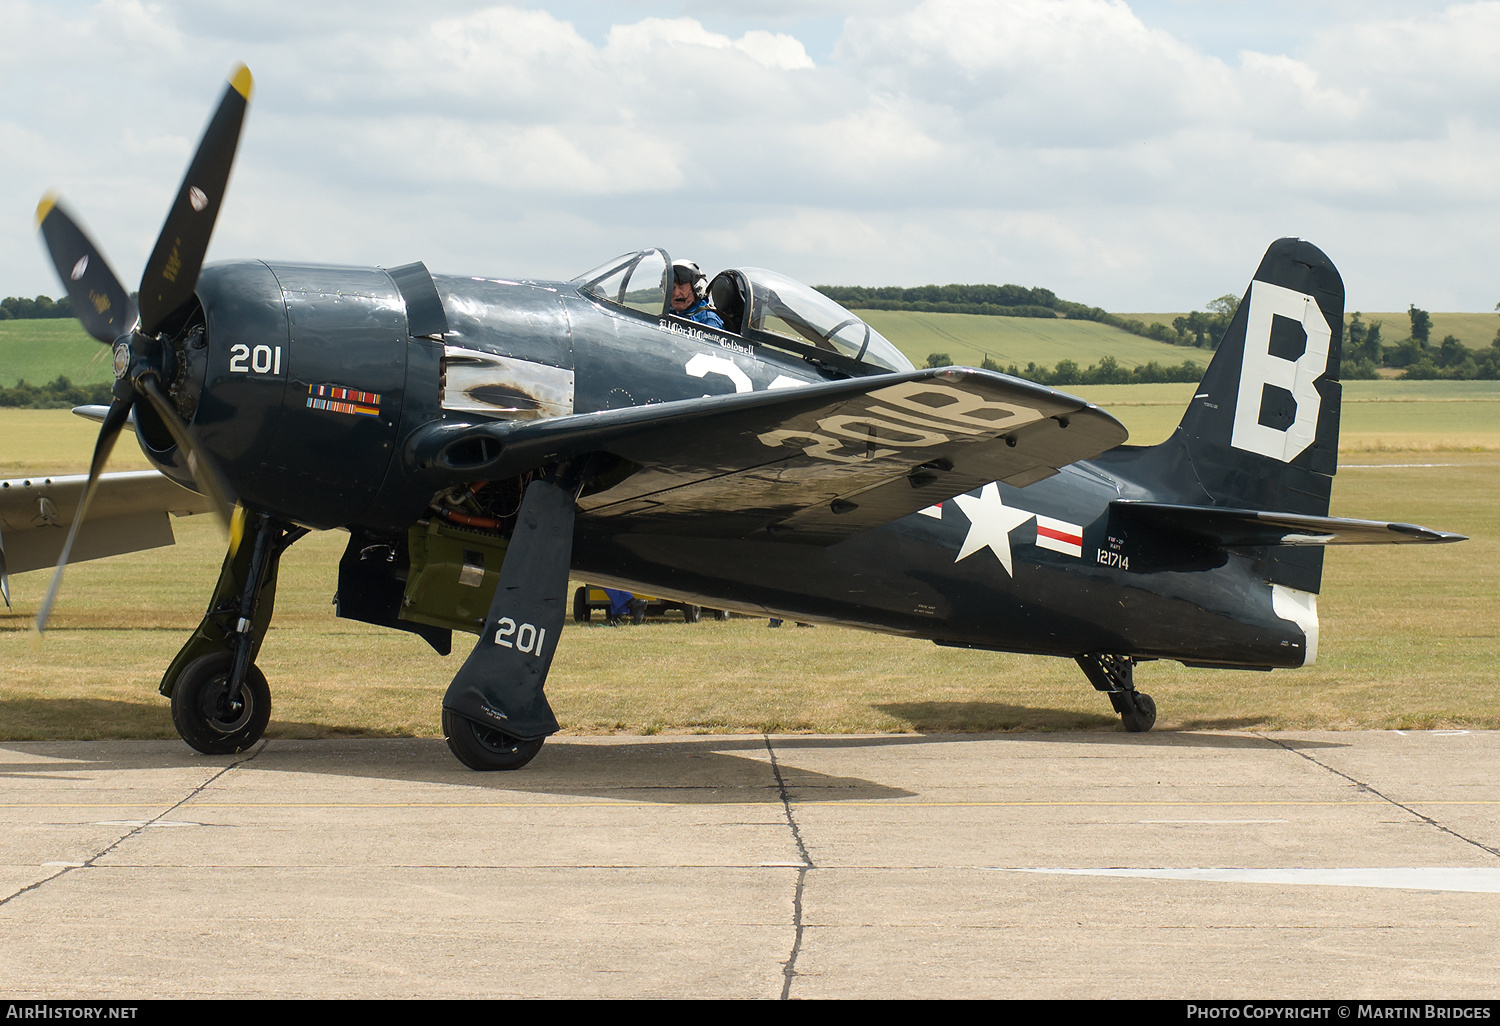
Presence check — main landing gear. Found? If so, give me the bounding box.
[440,466,586,771]
[161,512,306,755]
[1076,653,1157,733]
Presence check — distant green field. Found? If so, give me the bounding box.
[5,379,1497,478]
[0,319,111,387]
[1070,379,1500,447]
[6,304,1497,390]
[0,309,1207,385]
[1123,311,1500,351]
[865,309,1198,371]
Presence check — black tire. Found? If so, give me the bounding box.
[682,604,702,623]
[712,608,731,621]
[629,598,647,626]
[1121,692,1157,733]
[442,709,545,771]
[170,652,271,755]
[573,586,590,623]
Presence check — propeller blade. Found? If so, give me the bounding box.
[138,64,253,336]
[34,398,133,634]
[34,195,138,344]
[135,374,237,530]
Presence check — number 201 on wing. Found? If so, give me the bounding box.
[493,617,546,654]
[229,343,283,375]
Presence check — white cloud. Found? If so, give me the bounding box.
[3,0,1500,312]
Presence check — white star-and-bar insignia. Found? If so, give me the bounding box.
[950,483,1035,576]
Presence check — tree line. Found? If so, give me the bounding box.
[0,376,113,408]
[922,352,1204,385]
[11,287,1500,381]
[823,279,1500,380]
[816,280,1244,348]
[1342,306,1500,380]
[0,294,76,320]
[921,304,1500,382]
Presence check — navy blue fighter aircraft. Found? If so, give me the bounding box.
[20,66,1465,769]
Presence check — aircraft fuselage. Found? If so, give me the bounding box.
[134,259,1308,675]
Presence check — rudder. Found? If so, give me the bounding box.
[1168,238,1345,590]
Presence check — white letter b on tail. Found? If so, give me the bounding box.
[1231,280,1331,463]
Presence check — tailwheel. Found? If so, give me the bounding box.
[442,708,545,771]
[170,652,271,755]
[1076,653,1157,733]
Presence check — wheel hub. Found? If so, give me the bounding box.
[198,680,251,734]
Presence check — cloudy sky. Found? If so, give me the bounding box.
[2,0,1496,313]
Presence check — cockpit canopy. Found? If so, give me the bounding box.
[573,250,913,374]
[574,249,671,316]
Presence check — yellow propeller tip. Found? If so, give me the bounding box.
[230,64,253,101]
[35,193,58,230]
[228,505,247,556]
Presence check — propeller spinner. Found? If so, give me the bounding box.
[32,64,253,633]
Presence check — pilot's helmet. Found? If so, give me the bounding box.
[671,260,708,301]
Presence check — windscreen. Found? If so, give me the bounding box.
[574,249,669,316]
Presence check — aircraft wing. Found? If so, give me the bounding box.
[409,367,1127,544]
[0,471,213,589]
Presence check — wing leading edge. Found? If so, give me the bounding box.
[407,367,1129,544]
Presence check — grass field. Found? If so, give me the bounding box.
[2,388,1496,741]
[5,307,1497,389]
[1071,379,1500,449]
[6,380,1498,476]
[863,309,1197,371]
[0,308,1195,386]
[0,319,113,387]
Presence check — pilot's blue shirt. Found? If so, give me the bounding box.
[677,297,725,330]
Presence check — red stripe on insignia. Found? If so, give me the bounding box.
[1037,524,1082,545]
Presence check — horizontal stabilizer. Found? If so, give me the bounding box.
[1111,501,1466,547]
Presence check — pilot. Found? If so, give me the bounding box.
[670,260,724,329]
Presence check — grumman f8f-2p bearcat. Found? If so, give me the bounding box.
[9,65,1464,770]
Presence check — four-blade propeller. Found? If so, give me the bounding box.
[31,64,252,633]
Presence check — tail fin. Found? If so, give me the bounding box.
[1162,238,1345,590]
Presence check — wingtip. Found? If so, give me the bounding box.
[229,63,253,101]
[35,192,58,230]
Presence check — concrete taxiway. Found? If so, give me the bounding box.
[1,731,1497,999]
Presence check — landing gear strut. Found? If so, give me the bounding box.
[1076,653,1157,733]
[161,512,306,754]
[442,465,588,771]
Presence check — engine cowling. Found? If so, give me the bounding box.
[150,260,411,529]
